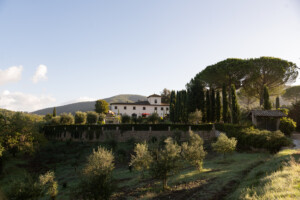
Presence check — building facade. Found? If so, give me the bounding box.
[110,94,169,117]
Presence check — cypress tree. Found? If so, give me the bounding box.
[206,90,211,122]
[174,91,181,123]
[263,86,272,110]
[231,84,240,124]
[53,107,57,117]
[181,90,188,123]
[169,91,176,123]
[222,84,229,123]
[216,91,221,122]
[187,79,204,113]
[276,96,280,109]
[211,89,216,122]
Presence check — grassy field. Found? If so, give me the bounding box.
[1,141,300,200]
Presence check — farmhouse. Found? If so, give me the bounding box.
[110,94,169,117]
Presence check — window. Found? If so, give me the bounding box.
[155,99,157,103]
[133,106,136,110]
[161,107,164,111]
[115,106,118,109]
[154,107,157,110]
[143,107,146,110]
[124,106,127,110]
[166,107,169,111]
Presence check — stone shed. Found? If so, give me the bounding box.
[250,110,286,131]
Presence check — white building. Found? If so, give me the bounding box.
[110,94,169,117]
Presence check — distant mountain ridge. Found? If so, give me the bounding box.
[31,94,147,115]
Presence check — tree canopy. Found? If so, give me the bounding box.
[95,99,109,114]
[282,85,300,103]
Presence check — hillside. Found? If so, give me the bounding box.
[31,94,147,115]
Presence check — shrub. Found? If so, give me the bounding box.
[188,109,202,124]
[173,130,182,144]
[51,116,61,125]
[98,113,106,124]
[75,146,115,200]
[212,133,237,158]
[181,131,206,170]
[130,142,153,178]
[38,171,58,200]
[148,113,160,124]
[289,101,300,131]
[121,115,131,124]
[60,113,74,125]
[86,111,98,124]
[279,117,296,137]
[150,137,181,189]
[75,111,87,124]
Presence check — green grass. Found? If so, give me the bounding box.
[1,141,299,200]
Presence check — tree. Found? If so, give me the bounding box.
[188,109,202,124]
[51,116,61,125]
[59,113,74,125]
[237,88,257,110]
[276,96,280,109]
[181,131,206,170]
[95,100,109,114]
[169,91,176,123]
[212,133,237,159]
[174,90,188,123]
[75,111,87,124]
[39,171,58,200]
[121,115,131,124]
[242,57,298,105]
[130,142,153,178]
[150,137,181,189]
[279,117,296,137]
[76,146,115,200]
[231,84,240,124]
[205,90,211,122]
[222,84,230,123]
[186,78,205,114]
[86,111,99,124]
[98,113,106,124]
[161,88,171,103]
[211,89,216,122]
[289,101,300,131]
[282,85,300,103]
[216,91,221,122]
[53,107,56,117]
[263,85,272,110]
[43,113,53,123]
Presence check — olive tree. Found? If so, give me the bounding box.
[212,133,237,159]
[95,100,109,114]
[86,111,98,124]
[130,142,153,178]
[75,111,87,124]
[59,113,74,125]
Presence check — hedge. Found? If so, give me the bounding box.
[43,123,213,138]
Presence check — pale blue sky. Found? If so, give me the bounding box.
[0,0,300,111]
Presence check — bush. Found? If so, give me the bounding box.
[98,113,106,124]
[75,111,87,124]
[288,101,300,131]
[86,111,98,124]
[38,171,58,199]
[51,116,61,125]
[60,113,74,125]
[121,115,131,124]
[75,146,115,200]
[181,131,206,170]
[130,142,153,178]
[148,113,160,124]
[279,117,296,137]
[212,133,237,158]
[188,109,202,124]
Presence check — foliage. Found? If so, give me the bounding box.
[222,84,230,123]
[148,113,160,124]
[75,111,87,124]
[59,113,74,125]
[276,96,280,109]
[121,114,131,124]
[98,113,106,123]
[181,131,206,170]
[95,99,109,114]
[211,89,216,122]
[53,107,56,117]
[188,109,202,124]
[279,117,296,137]
[0,143,4,157]
[130,142,153,177]
[288,101,300,131]
[216,91,221,122]
[160,88,171,103]
[174,90,188,123]
[231,84,240,124]
[51,116,61,125]
[282,85,300,103]
[263,85,272,110]
[150,137,182,189]
[43,113,53,123]
[205,90,211,122]
[38,171,58,199]
[76,146,115,200]
[105,139,118,152]
[86,111,98,124]
[212,133,237,158]
[186,78,205,114]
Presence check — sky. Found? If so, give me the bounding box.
[0,0,300,112]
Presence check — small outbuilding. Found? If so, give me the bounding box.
[250,110,286,131]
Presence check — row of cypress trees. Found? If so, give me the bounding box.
[170,84,240,124]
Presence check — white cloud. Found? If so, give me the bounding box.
[0,66,23,86]
[0,90,56,112]
[32,64,48,83]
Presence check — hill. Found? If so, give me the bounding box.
[31,94,147,115]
